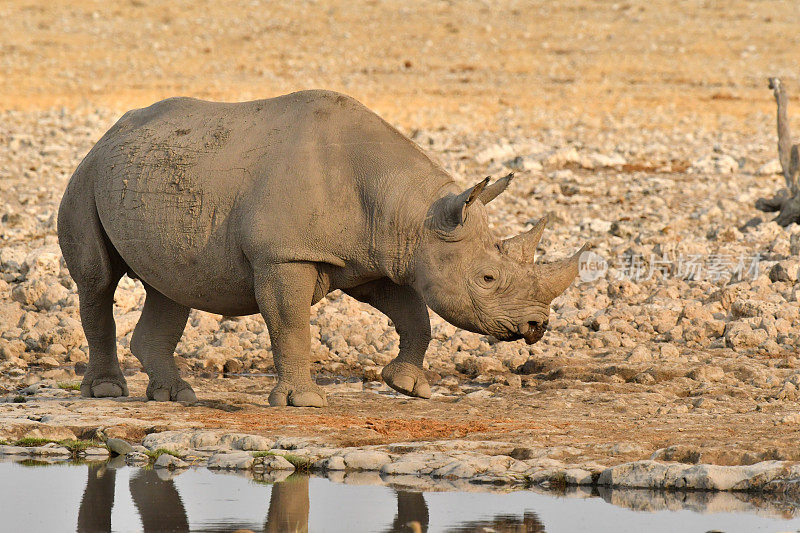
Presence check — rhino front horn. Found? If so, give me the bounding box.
[536,243,590,300]
[502,215,548,263]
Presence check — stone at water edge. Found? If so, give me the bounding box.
[597,460,794,491]
[0,446,32,456]
[381,460,429,475]
[254,454,295,472]
[106,438,133,456]
[342,450,392,471]
[30,444,72,457]
[125,451,150,466]
[431,460,477,479]
[207,451,255,470]
[317,455,347,471]
[83,447,109,458]
[154,453,188,469]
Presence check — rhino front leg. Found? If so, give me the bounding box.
[130,284,195,402]
[254,262,327,407]
[346,280,432,399]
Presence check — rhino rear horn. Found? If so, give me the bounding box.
[502,215,548,263]
[478,173,514,205]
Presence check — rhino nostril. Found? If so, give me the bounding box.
[526,319,549,330]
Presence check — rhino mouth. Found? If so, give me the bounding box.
[521,320,548,345]
[495,320,548,345]
[521,328,545,345]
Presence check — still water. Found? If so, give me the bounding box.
[1,460,799,532]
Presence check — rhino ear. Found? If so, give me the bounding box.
[438,177,490,229]
[478,173,514,205]
[460,177,490,216]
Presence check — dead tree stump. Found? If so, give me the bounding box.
[755,77,800,226]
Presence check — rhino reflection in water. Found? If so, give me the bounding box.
[76,463,116,532]
[264,475,310,533]
[77,463,190,533]
[75,464,544,532]
[386,490,429,532]
[129,469,190,531]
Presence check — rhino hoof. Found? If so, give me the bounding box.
[382,361,431,399]
[147,379,197,403]
[151,388,170,402]
[268,382,327,407]
[175,388,198,403]
[81,376,129,398]
[91,382,126,398]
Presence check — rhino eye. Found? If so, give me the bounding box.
[483,274,495,283]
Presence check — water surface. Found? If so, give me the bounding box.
[1,460,798,532]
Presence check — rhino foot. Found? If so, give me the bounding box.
[81,373,129,398]
[146,377,197,403]
[382,360,431,399]
[268,381,327,407]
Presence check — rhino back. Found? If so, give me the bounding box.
[86,91,448,313]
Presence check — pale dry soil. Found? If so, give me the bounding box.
[2,0,800,469]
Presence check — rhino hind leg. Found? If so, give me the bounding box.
[253,262,327,407]
[76,288,129,398]
[57,174,128,398]
[345,280,432,399]
[130,284,195,402]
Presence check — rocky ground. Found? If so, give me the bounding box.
[2,106,800,469]
[2,0,800,502]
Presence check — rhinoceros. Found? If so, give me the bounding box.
[58,90,586,407]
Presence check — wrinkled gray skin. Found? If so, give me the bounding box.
[58,90,585,407]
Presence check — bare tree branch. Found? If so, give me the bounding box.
[768,77,799,195]
[755,188,790,212]
[756,78,800,227]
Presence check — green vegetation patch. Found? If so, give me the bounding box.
[12,438,106,456]
[545,471,568,492]
[145,448,183,462]
[61,439,104,453]
[57,382,81,391]
[252,450,313,473]
[13,437,54,447]
[18,459,53,468]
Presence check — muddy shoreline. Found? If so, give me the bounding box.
[3,424,800,518]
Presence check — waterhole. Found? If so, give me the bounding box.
[1,460,798,532]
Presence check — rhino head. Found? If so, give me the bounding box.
[413,174,587,345]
